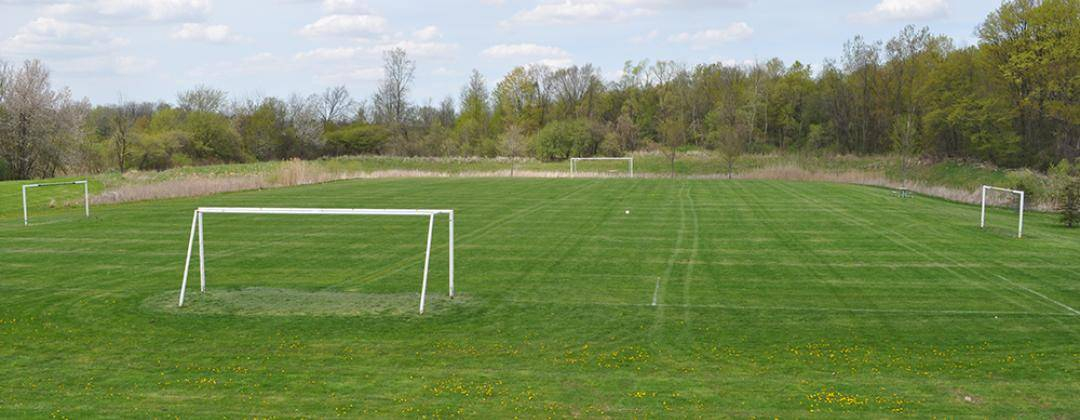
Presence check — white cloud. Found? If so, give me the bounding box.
[506,1,647,25]
[413,25,441,41]
[372,40,458,59]
[850,0,949,23]
[717,57,755,68]
[668,22,753,49]
[630,29,659,44]
[505,0,747,25]
[189,52,288,78]
[294,40,458,62]
[45,0,211,23]
[0,17,128,56]
[533,57,573,68]
[171,23,245,43]
[481,43,569,58]
[111,55,158,74]
[49,54,157,76]
[317,67,383,83]
[431,66,458,76]
[300,14,387,37]
[322,0,370,14]
[294,46,361,61]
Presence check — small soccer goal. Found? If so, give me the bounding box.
[178,207,455,314]
[570,157,634,178]
[980,185,1024,238]
[22,180,90,226]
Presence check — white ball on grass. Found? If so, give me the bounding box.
[625,210,631,214]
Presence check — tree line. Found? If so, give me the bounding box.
[0,0,1076,181]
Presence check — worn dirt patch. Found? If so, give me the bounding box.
[143,287,469,317]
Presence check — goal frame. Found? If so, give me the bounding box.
[178,207,455,314]
[22,180,90,226]
[980,185,1024,238]
[570,157,634,178]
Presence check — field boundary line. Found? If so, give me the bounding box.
[995,274,1080,316]
[651,277,660,306]
[496,298,1072,317]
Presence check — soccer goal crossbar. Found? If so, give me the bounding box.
[570,157,634,178]
[980,185,1024,238]
[178,207,455,314]
[22,180,90,226]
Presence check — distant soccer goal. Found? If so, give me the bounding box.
[570,157,634,178]
[178,207,455,314]
[22,180,90,226]
[980,185,1024,238]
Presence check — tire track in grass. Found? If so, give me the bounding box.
[774,182,1071,328]
[650,182,688,335]
[680,183,700,326]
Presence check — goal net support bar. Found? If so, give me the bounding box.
[980,185,1024,238]
[179,207,455,314]
[22,180,90,226]
[570,157,634,178]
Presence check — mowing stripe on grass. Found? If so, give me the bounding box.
[494,298,1073,317]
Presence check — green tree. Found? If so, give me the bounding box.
[455,69,493,156]
[499,124,527,176]
[658,116,687,178]
[979,0,1080,166]
[1060,177,1080,228]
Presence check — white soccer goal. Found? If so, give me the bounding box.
[178,207,455,314]
[570,157,634,178]
[22,180,90,226]
[980,185,1024,238]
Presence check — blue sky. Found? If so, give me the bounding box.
[0,0,1000,105]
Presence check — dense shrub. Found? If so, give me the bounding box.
[1060,178,1080,228]
[184,111,246,162]
[325,124,389,156]
[1006,169,1046,206]
[133,131,189,170]
[0,157,10,180]
[533,119,601,161]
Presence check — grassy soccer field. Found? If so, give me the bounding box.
[1,177,1078,416]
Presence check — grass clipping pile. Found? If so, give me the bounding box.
[145,287,466,317]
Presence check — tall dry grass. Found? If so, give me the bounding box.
[729,164,1048,209]
[90,159,1048,211]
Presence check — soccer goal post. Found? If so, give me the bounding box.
[570,157,634,178]
[980,185,1024,238]
[22,180,90,226]
[178,207,455,314]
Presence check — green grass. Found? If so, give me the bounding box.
[1,177,1078,416]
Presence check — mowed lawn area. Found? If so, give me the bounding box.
[1,177,1078,416]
